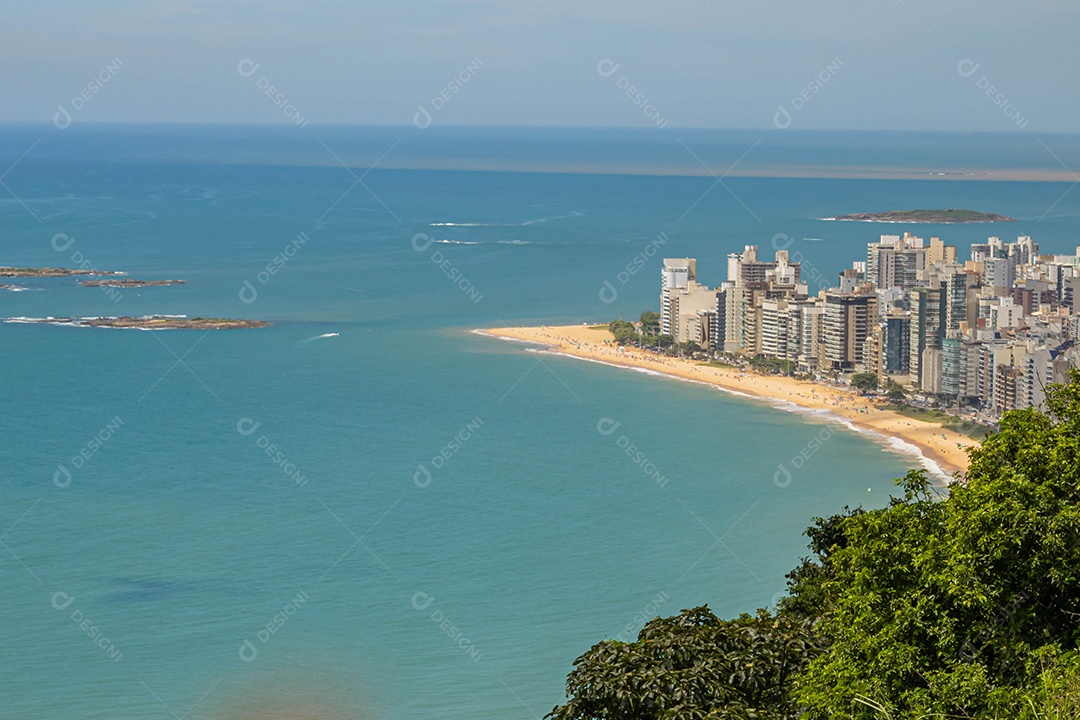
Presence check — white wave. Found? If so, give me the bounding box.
[497,240,532,245]
[430,210,583,228]
[0,285,32,292]
[482,333,955,482]
[3,317,81,327]
[476,330,553,348]
[304,332,340,342]
[518,210,585,225]
[434,239,482,245]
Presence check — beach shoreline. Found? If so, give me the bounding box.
[477,325,973,478]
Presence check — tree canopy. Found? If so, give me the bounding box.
[850,372,878,392]
[640,311,661,337]
[548,370,1080,720]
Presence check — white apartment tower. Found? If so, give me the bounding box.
[660,258,696,336]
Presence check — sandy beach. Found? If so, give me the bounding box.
[480,324,973,477]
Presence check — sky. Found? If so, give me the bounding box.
[1,0,1077,132]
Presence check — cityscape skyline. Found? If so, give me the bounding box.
[658,230,1080,418]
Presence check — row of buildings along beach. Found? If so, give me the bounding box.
[660,233,1080,418]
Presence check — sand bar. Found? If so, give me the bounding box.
[479,324,973,477]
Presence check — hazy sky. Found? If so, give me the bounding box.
[2,1,1076,132]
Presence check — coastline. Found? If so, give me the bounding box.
[478,325,972,478]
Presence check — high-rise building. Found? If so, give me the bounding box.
[660,258,696,336]
[909,287,944,388]
[922,348,944,394]
[867,233,926,291]
[729,246,801,288]
[882,315,911,375]
[945,271,976,331]
[673,283,720,344]
[760,298,796,359]
[941,336,981,401]
[985,257,1014,291]
[823,291,878,370]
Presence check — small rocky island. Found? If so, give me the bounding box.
[5,315,269,330]
[0,266,125,278]
[829,209,1016,223]
[79,279,185,288]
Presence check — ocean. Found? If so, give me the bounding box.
[2,124,1078,719]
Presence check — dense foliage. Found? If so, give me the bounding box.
[548,608,819,720]
[549,371,1080,720]
[850,372,879,392]
[748,355,796,376]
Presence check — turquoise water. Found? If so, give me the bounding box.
[2,125,1079,719]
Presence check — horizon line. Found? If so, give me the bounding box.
[0,120,1078,138]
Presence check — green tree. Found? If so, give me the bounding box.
[549,371,1080,720]
[884,379,906,403]
[547,607,820,720]
[609,320,639,345]
[677,341,703,357]
[795,370,1080,719]
[850,373,879,393]
[640,311,661,337]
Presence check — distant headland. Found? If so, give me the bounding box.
[4,315,269,330]
[827,209,1016,223]
[0,266,125,278]
[78,279,185,288]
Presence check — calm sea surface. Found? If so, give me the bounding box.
[2,125,1078,719]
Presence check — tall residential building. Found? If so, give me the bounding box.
[822,291,878,370]
[945,271,976,331]
[660,258,696,335]
[909,286,944,389]
[922,348,944,394]
[927,236,958,265]
[672,283,720,344]
[867,233,926,290]
[712,288,729,352]
[796,304,826,371]
[729,245,801,288]
[760,299,791,359]
[941,337,981,402]
[985,257,1015,292]
[882,315,911,375]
